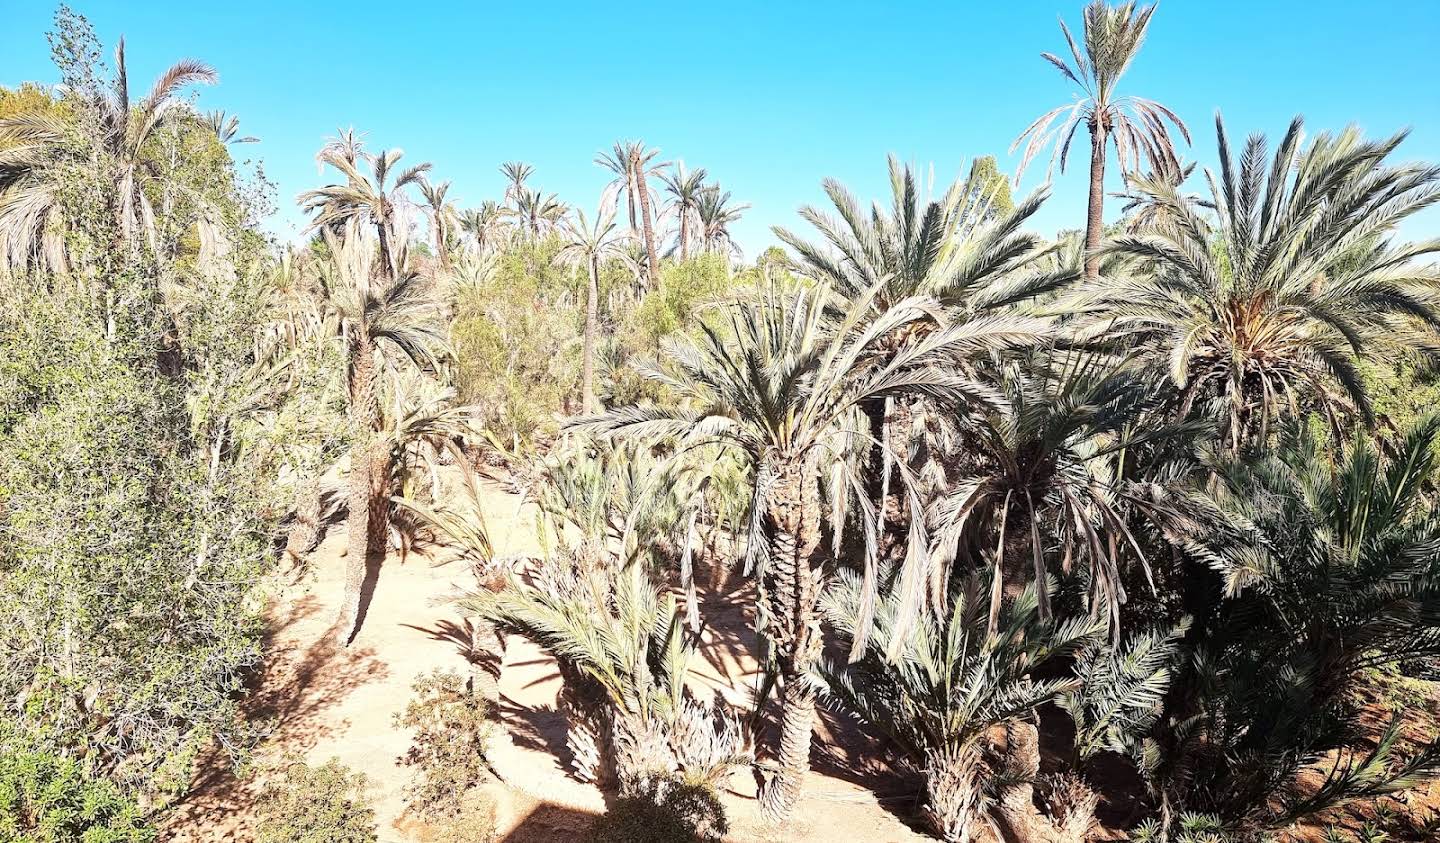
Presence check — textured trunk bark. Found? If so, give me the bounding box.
[434,215,449,271]
[337,334,380,644]
[988,720,1097,843]
[377,218,395,280]
[282,475,323,565]
[679,211,689,261]
[924,746,986,843]
[1083,121,1108,280]
[633,154,661,285]
[581,255,599,413]
[757,459,824,822]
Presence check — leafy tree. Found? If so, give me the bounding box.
[1012,0,1189,278]
[0,750,154,843]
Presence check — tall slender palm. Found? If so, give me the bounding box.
[417,177,455,270]
[300,147,432,280]
[626,142,668,284]
[695,186,749,257]
[205,110,258,146]
[0,36,215,267]
[1068,115,1440,449]
[555,195,634,413]
[514,187,567,240]
[658,162,708,260]
[316,226,448,644]
[499,160,533,210]
[1011,1,1189,278]
[595,142,639,233]
[573,282,1025,820]
[458,200,506,255]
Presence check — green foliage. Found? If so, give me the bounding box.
[587,778,727,843]
[254,758,376,843]
[0,751,154,843]
[395,670,495,819]
[425,792,497,843]
[1059,620,1189,764]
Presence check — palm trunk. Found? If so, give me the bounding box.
[625,180,638,234]
[581,256,599,413]
[679,211,689,261]
[633,156,661,285]
[282,475,324,565]
[758,459,824,822]
[434,216,449,271]
[1083,120,1107,280]
[337,334,380,644]
[377,220,395,280]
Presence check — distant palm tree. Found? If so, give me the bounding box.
[695,186,749,257]
[1071,115,1440,449]
[658,162,708,259]
[316,126,366,171]
[458,200,507,255]
[499,160,533,210]
[317,227,448,644]
[1112,157,1203,231]
[627,142,668,284]
[1011,1,1189,278]
[417,177,456,270]
[596,142,640,233]
[300,147,431,279]
[205,110,258,145]
[555,195,634,413]
[0,36,215,266]
[514,187,567,240]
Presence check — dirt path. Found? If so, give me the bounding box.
[162,480,930,842]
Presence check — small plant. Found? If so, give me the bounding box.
[0,750,154,843]
[427,791,498,843]
[395,669,497,819]
[254,757,377,843]
[587,777,728,843]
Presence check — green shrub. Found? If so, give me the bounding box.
[395,670,496,819]
[0,750,154,843]
[253,758,376,843]
[427,791,498,843]
[586,778,727,843]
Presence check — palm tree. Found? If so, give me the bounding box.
[820,571,1101,842]
[658,162,708,259]
[514,187,567,240]
[499,160,533,209]
[555,195,634,413]
[0,36,216,267]
[417,177,456,270]
[300,147,432,280]
[596,142,640,233]
[1148,418,1440,835]
[695,186,749,257]
[316,126,366,171]
[316,227,448,644]
[573,282,1025,820]
[1011,1,1189,278]
[1068,115,1440,449]
[458,201,507,255]
[627,142,668,284]
[205,110,258,145]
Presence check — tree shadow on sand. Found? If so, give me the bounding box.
[162,594,392,840]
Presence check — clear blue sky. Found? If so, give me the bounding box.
[4,1,1439,256]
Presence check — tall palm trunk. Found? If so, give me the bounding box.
[433,215,449,271]
[758,459,824,822]
[581,255,599,413]
[632,155,661,285]
[338,333,380,644]
[625,177,638,234]
[1083,119,1108,280]
[679,211,689,261]
[377,219,396,280]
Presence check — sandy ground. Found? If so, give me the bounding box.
[161,480,932,842]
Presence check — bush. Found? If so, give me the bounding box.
[427,791,498,843]
[254,758,376,843]
[395,670,496,819]
[0,751,154,843]
[586,778,727,843]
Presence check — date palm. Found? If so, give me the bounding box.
[555,194,635,413]
[658,162,708,260]
[573,282,1027,820]
[596,142,640,233]
[458,200,506,255]
[316,226,448,644]
[499,160,533,209]
[514,187,567,239]
[0,36,215,268]
[417,176,455,270]
[205,110,258,145]
[820,571,1100,842]
[1011,1,1189,278]
[695,186,748,257]
[627,142,668,284]
[300,147,431,280]
[1067,115,1440,449]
